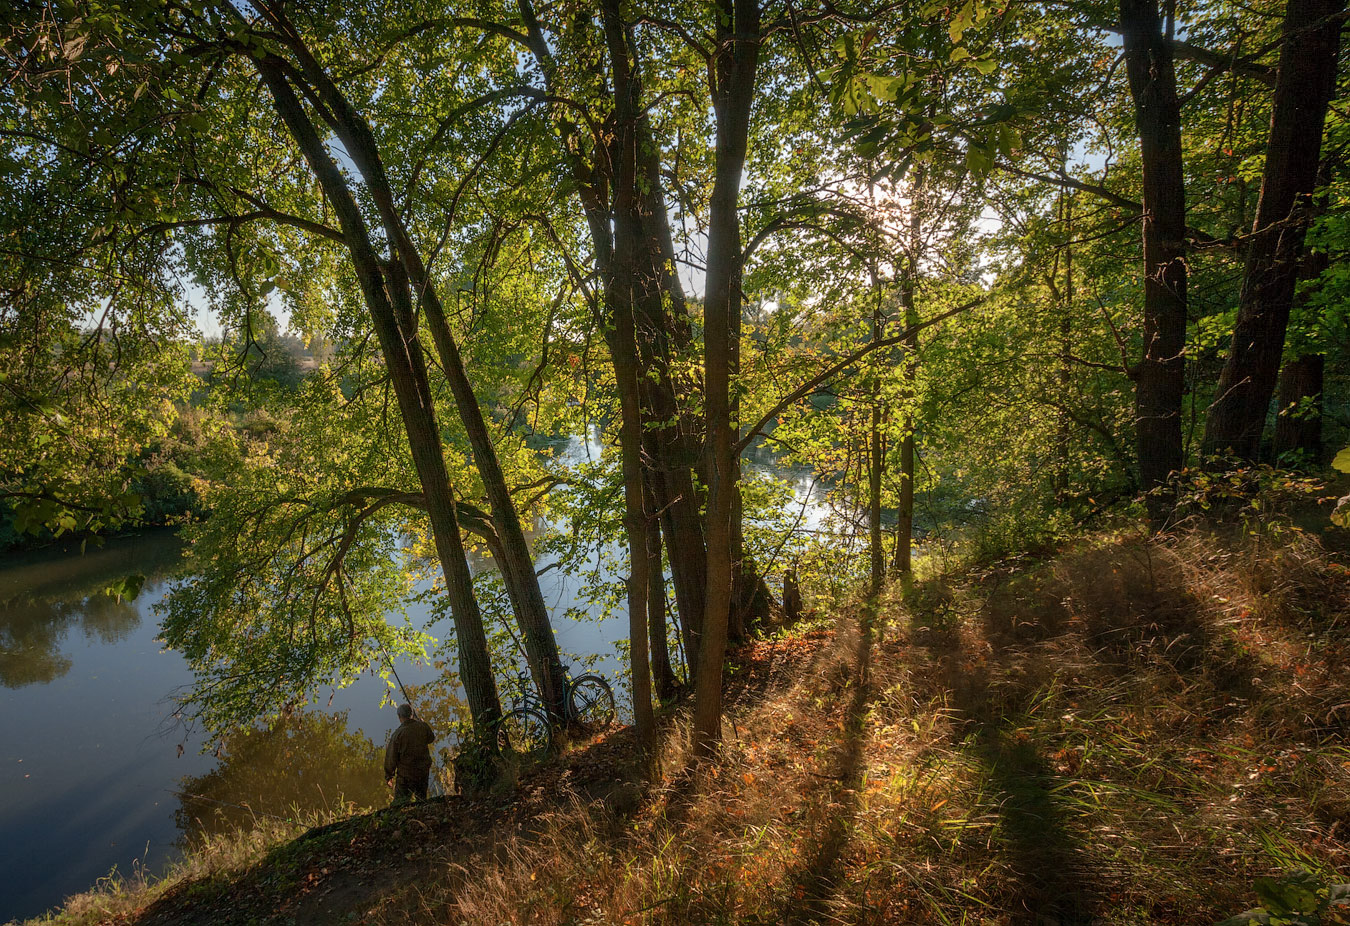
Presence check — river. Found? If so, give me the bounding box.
[0,433,835,922]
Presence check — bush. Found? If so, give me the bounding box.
[134,461,198,522]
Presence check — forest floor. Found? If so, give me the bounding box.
[29,515,1350,925]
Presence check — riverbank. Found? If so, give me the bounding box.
[22,521,1350,925]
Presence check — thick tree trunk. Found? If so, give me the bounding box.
[259,61,502,741]
[519,0,707,677]
[631,139,708,658]
[693,0,760,758]
[601,0,655,753]
[1204,0,1343,460]
[267,25,570,723]
[1273,353,1325,462]
[637,142,714,649]
[1120,0,1189,522]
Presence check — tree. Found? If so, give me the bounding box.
[1203,0,1345,460]
[1118,0,1189,518]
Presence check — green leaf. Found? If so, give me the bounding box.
[949,0,975,42]
[1254,873,1321,917]
[1332,446,1350,473]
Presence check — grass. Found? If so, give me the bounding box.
[25,511,1350,925]
[412,523,1350,925]
[15,804,362,926]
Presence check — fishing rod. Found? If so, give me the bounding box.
[377,637,415,710]
[374,635,451,798]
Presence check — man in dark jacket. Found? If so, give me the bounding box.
[385,703,435,804]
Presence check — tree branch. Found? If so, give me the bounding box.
[735,294,988,455]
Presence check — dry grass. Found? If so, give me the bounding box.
[29,519,1350,926]
[374,524,1350,925]
[20,806,356,926]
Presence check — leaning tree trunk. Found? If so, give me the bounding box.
[259,61,502,741]
[1120,0,1189,523]
[1204,0,1344,460]
[267,23,571,723]
[693,0,761,758]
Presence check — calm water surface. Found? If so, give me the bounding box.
[0,433,831,922]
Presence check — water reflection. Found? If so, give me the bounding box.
[175,711,387,843]
[0,438,839,922]
[0,532,180,689]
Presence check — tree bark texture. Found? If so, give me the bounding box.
[693,0,761,758]
[521,0,708,677]
[1120,0,1189,521]
[601,0,656,753]
[632,131,709,661]
[1204,0,1343,459]
[1273,352,1325,462]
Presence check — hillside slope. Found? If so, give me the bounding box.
[32,524,1350,925]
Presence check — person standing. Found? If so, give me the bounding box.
[385,703,435,804]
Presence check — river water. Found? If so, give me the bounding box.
[0,434,835,922]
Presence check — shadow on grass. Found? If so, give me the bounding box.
[913,581,1101,925]
[779,612,875,925]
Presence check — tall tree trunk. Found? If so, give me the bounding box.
[1054,187,1075,501]
[258,61,501,741]
[518,0,707,677]
[868,266,886,593]
[1120,0,1189,522]
[892,195,921,576]
[1205,0,1344,460]
[260,15,570,723]
[635,130,714,652]
[601,0,655,754]
[693,0,761,758]
[632,133,708,660]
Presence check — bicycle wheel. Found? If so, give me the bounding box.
[495,707,552,761]
[567,674,616,729]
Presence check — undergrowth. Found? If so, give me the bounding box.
[380,523,1350,925]
[26,514,1350,925]
[18,805,356,926]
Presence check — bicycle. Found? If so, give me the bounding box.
[494,664,617,760]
